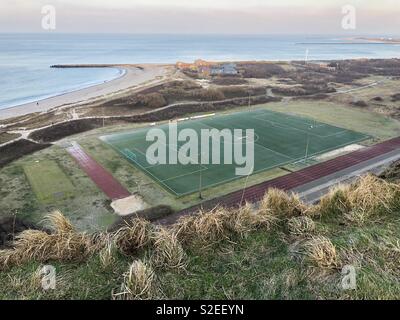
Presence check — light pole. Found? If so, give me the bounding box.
[305,125,313,162]
[197,149,204,200]
[199,166,203,200]
[305,133,310,162]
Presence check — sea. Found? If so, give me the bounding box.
[1,33,400,110]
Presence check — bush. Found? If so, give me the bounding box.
[189,88,225,101]
[351,100,368,108]
[211,77,248,85]
[391,93,400,102]
[239,63,287,78]
[137,93,167,109]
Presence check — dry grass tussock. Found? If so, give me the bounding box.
[174,204,278,246]
[112,259,157,300]
[150,227,187,271]
[113,218,155,255]
[0,211,97,269]
[173,207,229,245]
[99,234,117,269]
[260,188,309,218]
[316,174,400,224]
[225,203,278,236]
[302,235,339,269]
[287,216,316,237]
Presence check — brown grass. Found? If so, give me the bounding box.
[151,227,187,271]
[260,188,309,218]
[0,211,96,269]
[313,184,352,217]
[287,216,316,237]
[225,203,277,236]
[99,234,117,269]
[113,218,155,256]
[113,259,156,300]
[302,236,339,269]
[316,174,400,225]
[173,207,230,246]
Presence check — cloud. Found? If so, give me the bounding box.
[0,0,399,34]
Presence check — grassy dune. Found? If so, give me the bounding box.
[0,174,399,300]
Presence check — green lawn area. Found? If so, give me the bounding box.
[23,160,75,204]
[264,100,400,140]
[101,109,369,196]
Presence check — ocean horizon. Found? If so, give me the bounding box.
[1,33,400,110]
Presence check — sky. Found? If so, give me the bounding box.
[1,0,399,34]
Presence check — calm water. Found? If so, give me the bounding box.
[1,33,400,110]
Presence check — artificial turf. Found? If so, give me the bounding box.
[101,109,369,196]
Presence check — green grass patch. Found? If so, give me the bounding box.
[23,160,75,204]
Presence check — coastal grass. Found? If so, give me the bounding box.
[287,216,316,237]
[0,174,400,299]
[112,259,157,300]
[0,212,99,270]
[316,174,400,225]
[0,132,21,145]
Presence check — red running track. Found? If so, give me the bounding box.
[67,143,131,200]
[158,136,400,225]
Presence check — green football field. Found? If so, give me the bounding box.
[100,109,369,196]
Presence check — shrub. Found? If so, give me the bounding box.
[212,77,248,85]
[391,93,400,102]
[351,100,368,108]
[239,63,287,78]
[138,93,167,109]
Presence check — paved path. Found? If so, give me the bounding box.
[66,142,130,200]
[157,136,400,225]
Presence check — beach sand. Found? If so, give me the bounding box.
[0,65,169,120]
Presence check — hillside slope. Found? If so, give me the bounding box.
[0,174,399,300]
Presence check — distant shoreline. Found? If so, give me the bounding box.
[0,67,126,111]
[0,64,169,120]
[1,57,399,121]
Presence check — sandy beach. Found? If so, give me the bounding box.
[0,64,169,120]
